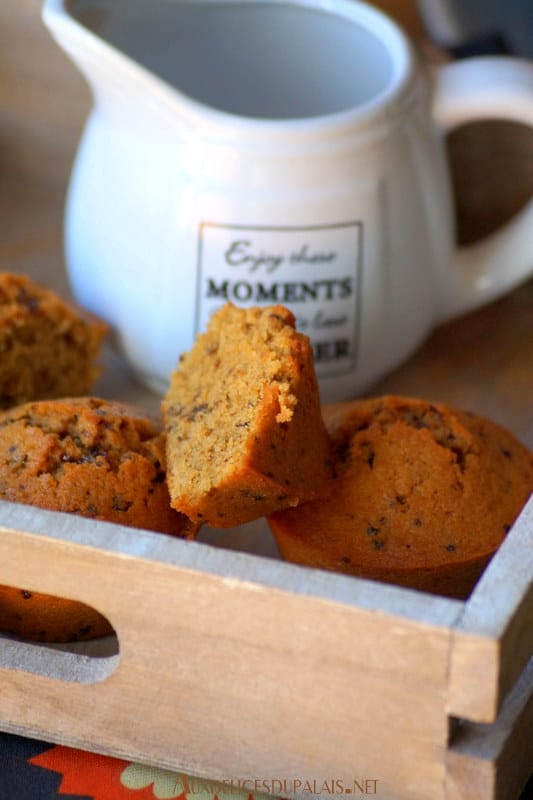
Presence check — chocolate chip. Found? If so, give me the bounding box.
[112,495,132,512]
[452,448,467,472]
[335,440,351,464]
[186,403,210,421]
[17,288,40,311]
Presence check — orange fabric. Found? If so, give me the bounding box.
[29,747,156,800]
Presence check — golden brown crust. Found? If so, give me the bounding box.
[0,272,107,409]
[162,303,333,527]
[0,397,193,642]
[0,396,191,533]
[269,395,533,599]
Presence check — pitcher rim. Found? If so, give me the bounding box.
[42,0,417,141]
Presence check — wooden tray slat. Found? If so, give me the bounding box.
[448,494,533,723]
[0,503,464,800]
[446,658,533,800]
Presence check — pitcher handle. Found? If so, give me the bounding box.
[432,57,533,320]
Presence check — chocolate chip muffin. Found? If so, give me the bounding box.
[0,272,107,409]
[0,397,193,642]
[163,303,333,528]
[268,395,533,598]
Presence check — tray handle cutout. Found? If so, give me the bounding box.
[0,582,119,684]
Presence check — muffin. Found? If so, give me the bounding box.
[268,395,533,598]
[0,272,107,409]
[0,397,193,642]
[163,303,333,528]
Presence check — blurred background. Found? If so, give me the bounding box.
[1,0,531,283]
[0,0,532,438]
[417,0,533,58]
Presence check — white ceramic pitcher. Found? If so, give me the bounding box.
[42,0,533,401]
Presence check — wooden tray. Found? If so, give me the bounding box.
[0,1,532,798]
[0,489,531,800]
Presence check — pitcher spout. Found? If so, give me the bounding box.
[42,0,179,121]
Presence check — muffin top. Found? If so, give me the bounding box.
[270,395,533,572]
[0,396,191,536]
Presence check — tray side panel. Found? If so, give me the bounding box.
[445,658,533,800]
[0,519,458,800]
[448,495,533,723]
